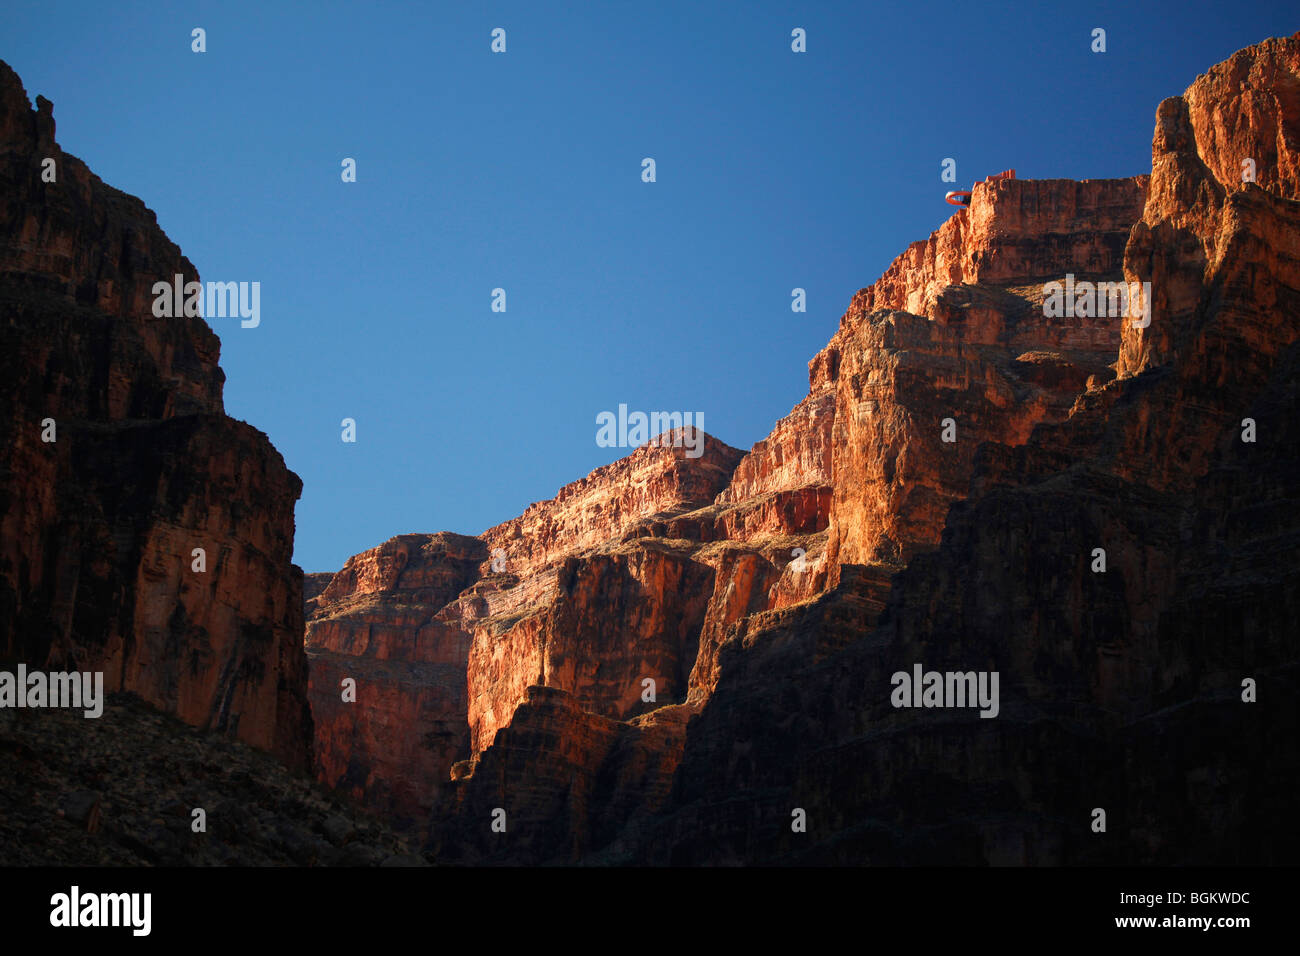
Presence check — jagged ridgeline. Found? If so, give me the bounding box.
[3,31,1299,867]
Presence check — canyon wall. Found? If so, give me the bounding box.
[12,30,1294,869]
[629,32,1300,865]
[305,532,483,821]
[0,61,312,769]
[314,165,1148,820]
[306,437,752,822]
[304,34,1299,864]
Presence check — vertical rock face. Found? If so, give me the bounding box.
[1119,34,1300,381]
[716,390,834,508]
[466,544,715,754]
[635,32,1300,865]
[315,164,1157,851]
[305,440,742,821]
[322,178,1158,855]
[302,571,335,619]
[309,34,1298,865]
[0,61,312,769]
[480,430,744,576]
[859,176,1148,319]
[819,174,1148,573]
[305,533,484,822]
[428,686,690,864]
[14,32,1292,867]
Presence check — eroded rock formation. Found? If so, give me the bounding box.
[20,32,1297,869]
[305,33,1299,864]
[0,60,312,770]
[305,533,483,821]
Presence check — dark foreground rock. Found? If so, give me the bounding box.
[0,693,422,866]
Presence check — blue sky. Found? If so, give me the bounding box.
[4,1,1296,571]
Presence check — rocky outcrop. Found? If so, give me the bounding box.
[366,165,1154,857]
[621,32,1300,865]
[320,171,1156,853]
[302,571,334,619]
[427,687,689,864]
[859,176,1148,319]
[819,175,1148,574]
[305,441,742,820]
[5,29,1293,868]
[305,533,483,823]
[0,60,312,769]
[423,33,1300,865]
[480,429,744,577]
[1119,33,1300,380]
[300,34,1300,867]
[466,542,715,753]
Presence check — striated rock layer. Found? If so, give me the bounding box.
[629,32,1300,865]
[305,533,483,821]
[415,173,1152,854]
[0,61,312,770]
[305,436,762,823]
[307,34,1300,865]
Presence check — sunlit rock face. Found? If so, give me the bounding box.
[310,35,1299,865]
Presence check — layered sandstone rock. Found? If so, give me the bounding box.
[0,60,311,769]
[858,176,1148,319]
[5,30,1291,868]
[466,542,715,751]
[422,34,1299,865]
[1119,32,1300,380]
[480,429,743,577]
[305,438,745,818]
[307,35,1300,866]
[341,166,1151,855]
[819,175,1148,573]
[625,32,1300,865]
[427,686,690,864]
[302,571,334,619]
[320,180,1153,855]
[305,533,484,822]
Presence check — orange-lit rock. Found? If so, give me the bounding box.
[466,543,714,753]
[308,35,1299,867]
[858,176,1148,320]
[305,441,740,818]
[304,533,482,822]
[480,429,743,577]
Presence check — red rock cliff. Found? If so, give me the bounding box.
[306,436,745,820]
[305,533,483,821]
[0,60,312,770]
[322,172,1153,846]
[308,34,1300,865]
[627,32,1300,865]
[428,33,1300,864]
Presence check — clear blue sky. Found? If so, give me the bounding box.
[4,1,1295,571]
